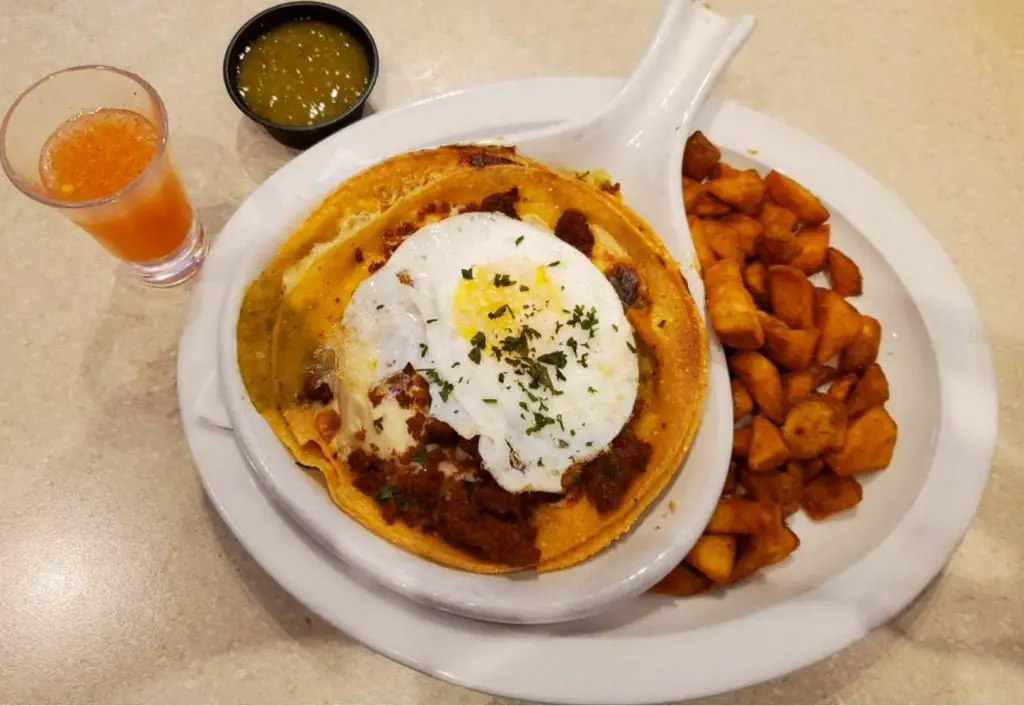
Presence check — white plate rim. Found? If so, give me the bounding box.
[178,77,997,703]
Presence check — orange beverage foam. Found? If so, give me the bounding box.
[39,108,193,263]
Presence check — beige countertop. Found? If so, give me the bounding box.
[2,0,1022,702]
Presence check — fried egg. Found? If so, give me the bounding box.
[333,212,639,493]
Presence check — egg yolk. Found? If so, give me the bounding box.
[453,265,563,345]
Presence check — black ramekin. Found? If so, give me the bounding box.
[223,2,379,150]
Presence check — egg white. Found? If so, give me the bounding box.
[333,212,639,493]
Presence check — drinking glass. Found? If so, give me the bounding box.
[1,65,207,287]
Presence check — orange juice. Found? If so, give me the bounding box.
[39,108,192,262]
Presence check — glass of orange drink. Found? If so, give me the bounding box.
[1,65,207,287]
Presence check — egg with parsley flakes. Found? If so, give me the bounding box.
[333,211,639,493]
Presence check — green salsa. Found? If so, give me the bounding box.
[236,19,370,127]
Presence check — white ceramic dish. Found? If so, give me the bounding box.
[214,2,751,625]
[180,78,997,703]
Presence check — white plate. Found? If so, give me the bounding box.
[214,80,732,622]
[178,78,997,703]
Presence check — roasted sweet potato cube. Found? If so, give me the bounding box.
[707,168,767,216]
[707,259,764,350]
[826,373,858,403]
[723,464,738,495]
[847,362,890,418]
[682,130,721,181]
[748,415,790,472]
[781,395,847,460]
[701,218,744,262]
[765,170,829,226]
[683,179,702,213]
[739,464,804,517]
[758,311,819,371]
[730,519,800,582]
[742,261,769,306]
[729,352,786,423]
[815,290,863,363]
[791,225,831,274]
[692,186,732,216]
[802,458,825,483]
[757,202,801,265]
[684,534,738,584]
[803,472,864,520]
[814,286,831,311]
[685,179,732,216]
[826,247,863,296]
[732,377,755,420]
[732,426,752,459]
[720,213,762,258]
[839,316,882,373]
[706,497,777,534]
[782,364,837,406]
[826,405,898,475]
[767,265,816,329]
[688,215,718,274]
[651,562,712,596]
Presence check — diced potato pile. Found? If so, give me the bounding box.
[652,132,898,597]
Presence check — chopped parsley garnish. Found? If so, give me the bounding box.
[556,439,570,449]
[376,484,395,501]
[492,273,515,287]
[626,340,636,353]
[468,331,487,364]
[462,267,474,280]
[498,373,505,383]
[519,285,529,292]
[548,260,560,267]
[373,417,384,433]
[555,413,565,431]
[483,398,497,404]
[376,304,384,310]
[502,333,529,355]
[567,305,599,338]
[658,319,667,328]
[612,324,619,332]
[426,318,437,324]
[515,235,524,246]
[419,343,429,356]
[526,412,556,435]
[588,386,597,394]
[410,446,428,466]
[420,368,454,402]
[488,304,510,320]
[538,351,567,368]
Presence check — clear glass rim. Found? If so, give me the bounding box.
[0,64,170,210]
